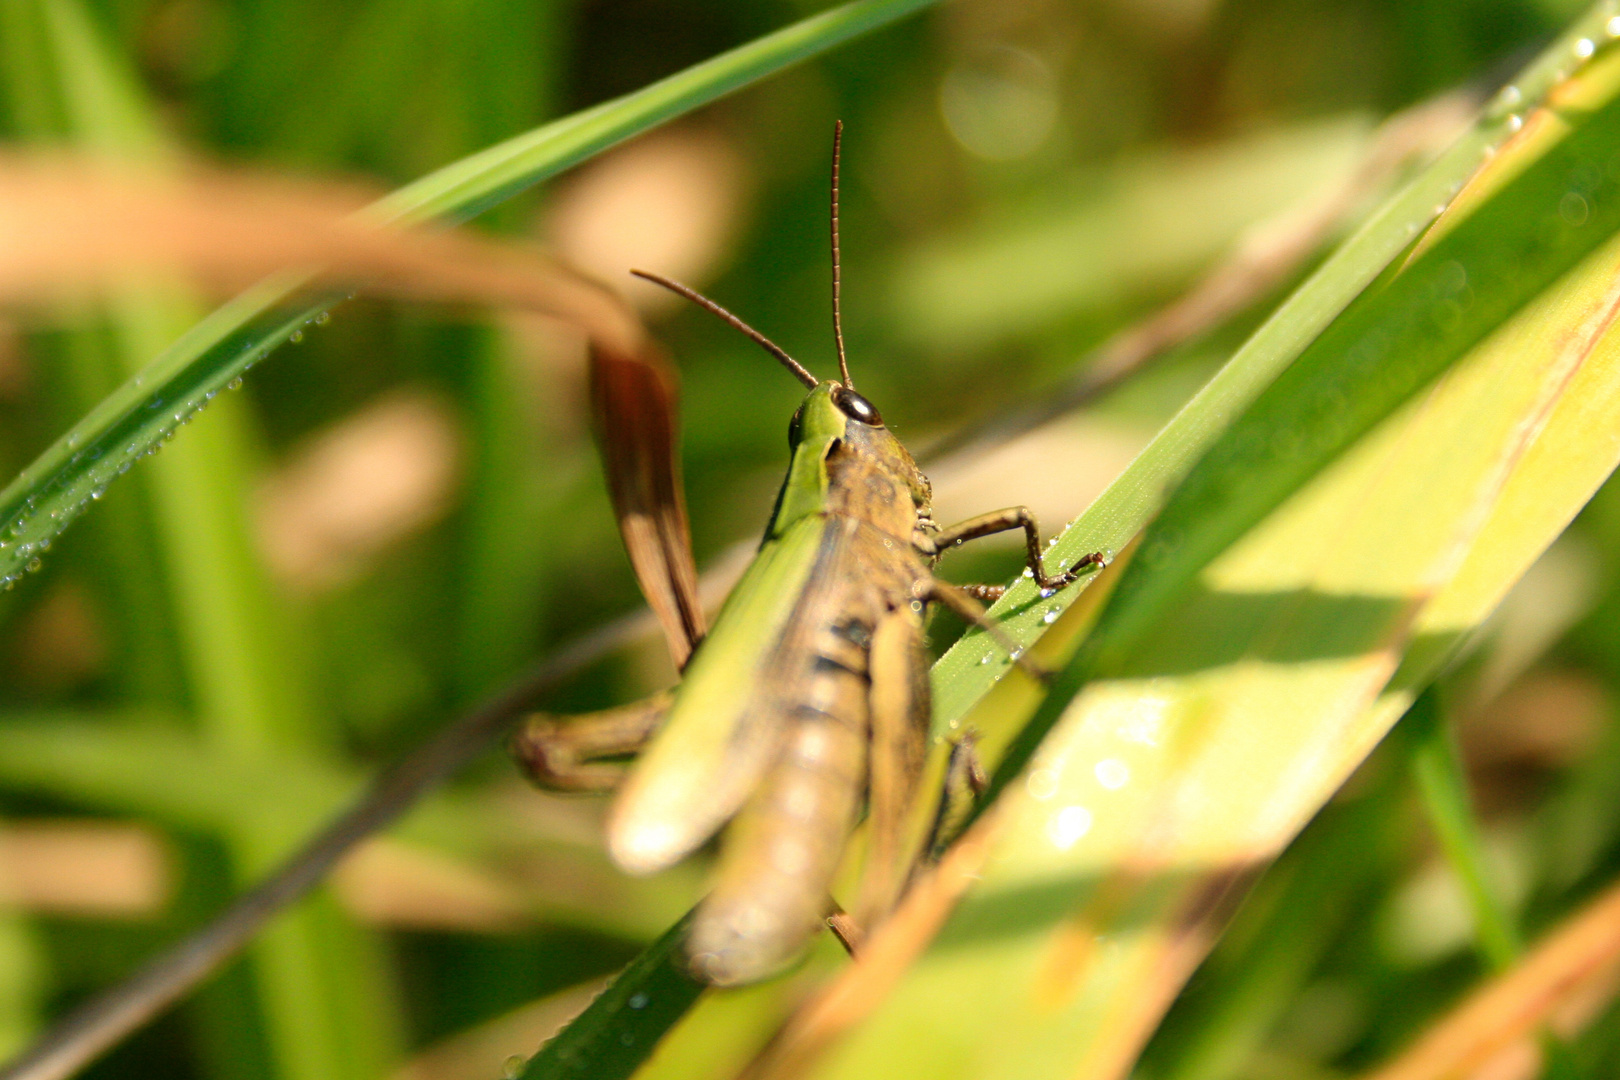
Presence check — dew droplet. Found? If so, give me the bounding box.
[1561,191,1590,225]
[1576,37,1596,59]
[1609,15,1620,37]
[1508,113,1524,132]
[314,310,331,325]
[1026,768,1058,800]
[1046,805,1092,850]
[628,992,649,1009]
[289,330,304,343]
[501,1054,526,1079]
[1499,84,1523,107]
[26,559,41,573]
[228,377,244,391]
[1042,607,1061,624]
[1094,758,1130,790]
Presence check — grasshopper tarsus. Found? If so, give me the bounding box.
[1046,549,1109,591]
[958,583,1007,604]
[510,692,672,793]
[922,731,989,862]
[825,905,865,958]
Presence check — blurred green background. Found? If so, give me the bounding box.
[1,0,1616,1078]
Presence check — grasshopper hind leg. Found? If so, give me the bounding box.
[509,690,672,793]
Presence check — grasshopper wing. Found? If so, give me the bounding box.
[589,340,706,668]
[608,515,826,874]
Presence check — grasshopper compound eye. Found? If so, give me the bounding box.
[832,385,883,427]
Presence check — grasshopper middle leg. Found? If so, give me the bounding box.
[930,507,1106,591]
[918,578,1055,682]
[510,689,672,793]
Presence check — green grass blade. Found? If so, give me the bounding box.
[929,6,1615,736]
[1405,687,1522,971]
[14,3,408,1077]
[0,0,939,587]
[763,10,1620,1080]
[518,13,1620,1074]
[518,912,704,1080]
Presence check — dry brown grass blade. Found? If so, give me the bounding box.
[0,154,645,355]
[0,152,704,664]
[589,340,705,668]
[1360,875,1620,1080]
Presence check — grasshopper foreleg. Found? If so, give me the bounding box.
[931,507,1105,591]
[509,689,672,793]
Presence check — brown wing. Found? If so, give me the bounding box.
[588,339,706,668]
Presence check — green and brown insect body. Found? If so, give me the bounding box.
[512,124,1105,986]
[609,382,942,984]
[517,376,1101,985]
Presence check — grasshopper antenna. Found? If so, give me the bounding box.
[830,120,852,389]
[631,269,819,390]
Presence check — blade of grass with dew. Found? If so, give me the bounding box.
[0,0,939,588]
[13,4,407,1078]
[927,3,1620,741]
[517,912,705,1080]
[801,39,1620,1080]
[740,16,1620,1080]
[529,12,1620,1076]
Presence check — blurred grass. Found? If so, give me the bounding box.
[1,4,404,1080]
[7,1,1620,1080]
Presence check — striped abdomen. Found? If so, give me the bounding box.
[686,617,873,985]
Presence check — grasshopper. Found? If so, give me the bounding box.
[513,124,1104,985]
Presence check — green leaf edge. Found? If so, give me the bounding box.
[0,0,939,585]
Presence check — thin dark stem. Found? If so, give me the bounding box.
[631,269,818,389]
[0,609,653,1080]
[830,120,852,389]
